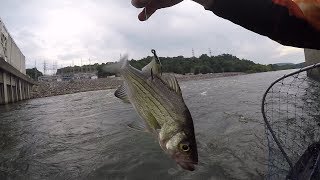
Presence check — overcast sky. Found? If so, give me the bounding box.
[0,0,304,73]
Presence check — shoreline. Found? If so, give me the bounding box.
[31,72,245,99]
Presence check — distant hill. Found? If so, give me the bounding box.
[26,68,43,81]
[274,63,295,66]
[270,62,305,70]
[56,54,306,78]
[294,62,305,68]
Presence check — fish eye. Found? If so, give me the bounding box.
[180,143,190,152]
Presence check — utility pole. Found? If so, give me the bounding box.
[43,60,47,76]
[55,61,58,75]
[192,48,195,58]
[60,64,63,75]
[80,59,83,73]
[35,60,37,80]
[52,60,57,75]
[72,60,74,74]
[209,48,212,57]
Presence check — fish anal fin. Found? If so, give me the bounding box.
[127,121,147,132]
[114,84,130,103]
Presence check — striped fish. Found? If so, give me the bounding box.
[113,50,198,171]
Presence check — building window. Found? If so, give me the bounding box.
[0,32,8,61]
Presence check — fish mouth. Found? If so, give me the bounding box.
[177,161,197,171]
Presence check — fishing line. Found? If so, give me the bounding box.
[144,6,148,20]
[145,5,162,74]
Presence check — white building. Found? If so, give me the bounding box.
[38,75,62,82]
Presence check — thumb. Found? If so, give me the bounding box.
[138,6,157,21]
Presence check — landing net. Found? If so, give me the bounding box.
[262,63,320,179]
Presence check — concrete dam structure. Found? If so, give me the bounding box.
[0,18,35,105]
[305,49,320,81]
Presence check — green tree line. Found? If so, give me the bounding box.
[26,68,43,81]
[31,53,303,79]
[129,53,302,75]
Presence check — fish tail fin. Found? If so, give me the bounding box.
[120,53,129,69]
[102,53,129,74]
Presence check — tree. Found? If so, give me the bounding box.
[54,53,301,78]
[96,63,117,78]
[26,68,43,81]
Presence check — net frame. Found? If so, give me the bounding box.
[261,63,320,179]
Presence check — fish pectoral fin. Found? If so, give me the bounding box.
[127,121,147,132]
[160,74,182,95]
[114,84,130,103]
[147,113,161,131]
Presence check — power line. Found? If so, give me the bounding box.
[80,59,83,73]
[35,60,37,79]
[43,60,47,75]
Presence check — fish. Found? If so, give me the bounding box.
[111,50,198,171]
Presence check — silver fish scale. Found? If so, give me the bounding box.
[121,66,188,130]
[116,59,198,171]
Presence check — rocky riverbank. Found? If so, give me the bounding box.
[31,72,245,98]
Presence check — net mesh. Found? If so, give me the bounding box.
[262,68,320,180]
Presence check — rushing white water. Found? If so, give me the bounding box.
[0,70,296,180]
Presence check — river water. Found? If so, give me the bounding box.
[0,70,295,180]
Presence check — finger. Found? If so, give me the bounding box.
[138,6,157,21]
[131,0,150,8]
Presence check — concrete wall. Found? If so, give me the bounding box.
[304,49,320,81]
[0,19,34,105]
[0,18,26,75]
[0,68,32,104]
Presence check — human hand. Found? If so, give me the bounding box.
[131,0,184,21]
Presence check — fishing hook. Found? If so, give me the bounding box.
[151,49,162,75]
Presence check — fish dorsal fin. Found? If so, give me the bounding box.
[114,84,130,103]
[142,57,161,76]
[142,49,162,77]
[160,74,182,95]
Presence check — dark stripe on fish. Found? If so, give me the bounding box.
[123,67,173,126]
